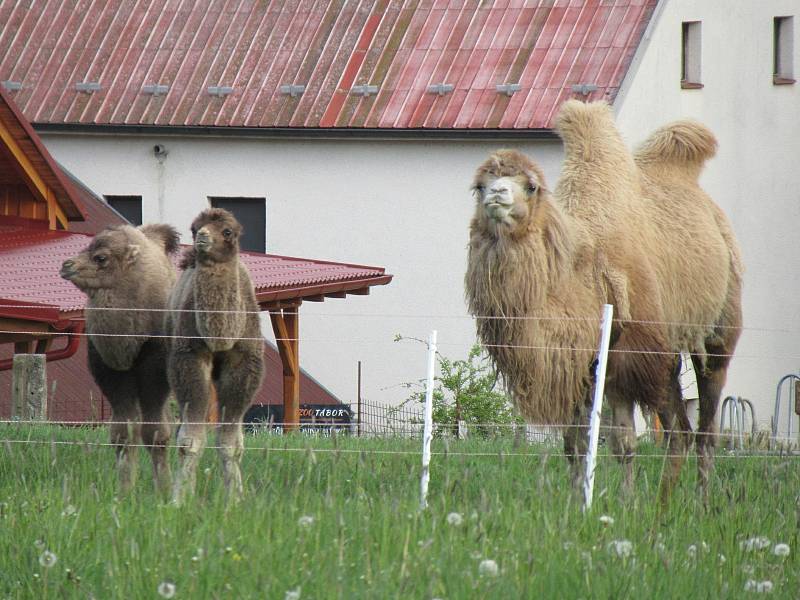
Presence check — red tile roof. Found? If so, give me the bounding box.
[0,1,656,130]
[0,226,391,322]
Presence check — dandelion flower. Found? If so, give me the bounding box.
[157,580,176,598]
[740,537,771,552]
[744,580,773,593]
[478,559,499,577]
[38,550,57,568]
[772,543,790,557]
[607,540,633,559]
[285,587,301,600]
[446,512,464,526]
[598,515,614,526]
[298,515,314,528]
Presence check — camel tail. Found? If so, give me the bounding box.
[140,223,181,254]
[635,120,717,171]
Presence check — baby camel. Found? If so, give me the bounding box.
[167,208,264,503]
[60,224,179,494]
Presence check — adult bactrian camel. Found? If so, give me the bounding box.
[167,208,264,504]
[465,100,742,502]
[60,224,179,494]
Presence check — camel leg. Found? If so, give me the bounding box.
[214,345,264,502]
[88,345,141,494]
[169,348,212,505]
[657,365,691,506]
[563,401,589,492]
[692,347,732,507]
[137,341,173,497]
[607,390,636,497]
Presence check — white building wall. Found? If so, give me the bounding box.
[616,0,800,429]
[42,133,564,410]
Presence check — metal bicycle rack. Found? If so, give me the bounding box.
[719,396,756,451]
[772,374,800,447]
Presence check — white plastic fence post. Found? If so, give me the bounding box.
[420,330,437,510]
[583,304,614,512]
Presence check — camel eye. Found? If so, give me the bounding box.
[473,184,485,195]
[93,255,107,265]
[190,227,197,238]
[527,183,539,194]
[222,228,232,238]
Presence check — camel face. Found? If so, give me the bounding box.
[60,227,141,293]
[472,149,547,237]
[190,208,242,264]
[474,174,532,230]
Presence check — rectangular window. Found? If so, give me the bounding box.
[774,16,795,84]
[104,195,142,226]
[681,21,703,88]
[209,197,266,253]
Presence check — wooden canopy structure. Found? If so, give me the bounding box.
[0,86,392,430]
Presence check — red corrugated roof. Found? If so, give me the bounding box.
[0,0,655,130]
[0,226,391,321]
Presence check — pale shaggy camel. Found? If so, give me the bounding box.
[60,224,179,494]
[167,208,264,504]
[465,101,742,501]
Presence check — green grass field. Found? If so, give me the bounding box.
[0,425,798,599]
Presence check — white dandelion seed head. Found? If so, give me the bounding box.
[298,515,315,529]
[34,539,45,551]
[157,580,176,598]
[446,512,464,527]
[740,536,771,552]
[38,550,57,568]
[687,545,697,558]
[772,543,790,557]
[700,541,709,553]
[741,564,755,575]
[61,505,77,517]
[598,515,614,526]
[718,553,727,564]
[744,580,774,593]
[285,586,301,600]
[607,540,633,559]
[478,559,499,577]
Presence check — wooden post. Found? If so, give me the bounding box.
[12,354,47,421]
[270,307,300,433]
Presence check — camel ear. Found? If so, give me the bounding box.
[124,244,140,266]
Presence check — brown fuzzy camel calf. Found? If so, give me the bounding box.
[60,224,179,494]
[466,102,742,502]
[167,208,264,503]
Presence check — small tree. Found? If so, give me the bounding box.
[395,342,523,438]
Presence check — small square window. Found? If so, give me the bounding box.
[774,16,795,84]
[104,195,142,226]
[681,21,703,89]
[209,197,266,253]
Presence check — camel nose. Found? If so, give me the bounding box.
[490,184,508,195]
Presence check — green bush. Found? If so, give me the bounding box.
[397,343,523,438]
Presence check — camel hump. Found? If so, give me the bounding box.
[635,120,718,170]
[139,223,181,254]
[554,99,615,141]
